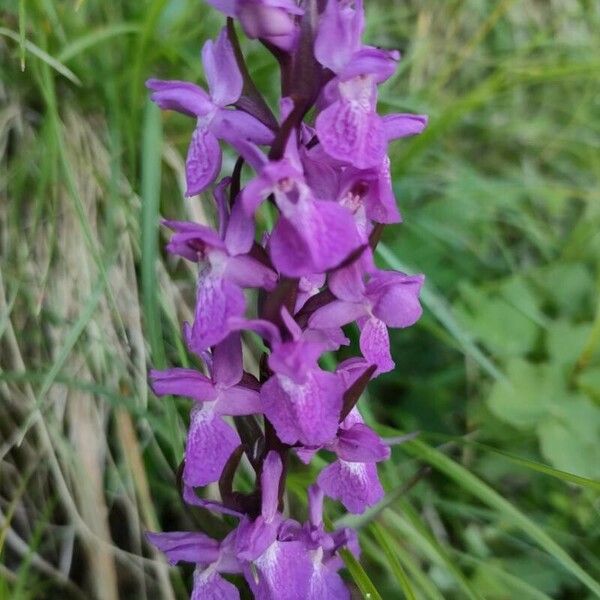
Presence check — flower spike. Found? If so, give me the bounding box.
[146,1,426,596]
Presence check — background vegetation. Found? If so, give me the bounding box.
[1,0,600,598]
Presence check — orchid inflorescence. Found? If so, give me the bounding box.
[146,0,427,597]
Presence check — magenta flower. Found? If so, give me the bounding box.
[147,27,273,196]
[259,311,345,446]
[146,1,427,596]
[314,0,427,169]
[317,408,389,514]
[240,136,362,277]
[310,269,425,373]
[150,334,261,487]
[206,0,303,50]
[164,219,277,352]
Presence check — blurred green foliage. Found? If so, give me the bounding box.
[1,0,600,598]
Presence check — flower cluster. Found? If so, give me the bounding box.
[146,1,426,597]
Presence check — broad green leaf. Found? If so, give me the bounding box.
[487,359,561,429]
[546,320,591,368]
[577,367,600,400]
[536,263,594,318]
[455,280,538,357]
[537,395,600,479]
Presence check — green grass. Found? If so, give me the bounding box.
[1,0,599,598]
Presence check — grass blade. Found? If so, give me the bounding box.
[339,547,383,600]
[0,27,81,85]
[18,0,25,70]
[371,522,417,600]
[140,100,182,460]
[377,242,504,381]
[57,23,141,63]
[403,439,600,596]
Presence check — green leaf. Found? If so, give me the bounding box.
[57,23,141,63]
[402,439,600,596]
[377,243,504,381]
[546,320,591,368]
[577,367,600,400]
[536,395,600,479]
[536,263,594,318]
[386,504,483,600]
[487,359,562,429]
[455,280,539,358]
[371,522,417,600]
[0,27,81,85]
[441,436,600,492]
[339,547,383,600]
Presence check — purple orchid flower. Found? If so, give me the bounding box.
[317,408,389,514]
[147,27,273,196]
[292,358,390,515]
[309,269,425,373]
[256,311,346,447]
[164,219,277,352]
[147,529,242,599]
[150,334,261,487]
[314,0,427,169]
[239,131,363,277]
[205,0,303,50]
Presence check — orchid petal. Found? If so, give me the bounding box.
[149,368,217,402]
[261,451,283,523]
[338,47,399,83]
[192,569,240,600]
[146,531,220,566]
[224,201,256,256]
[383,113,428,140]
[359,316,395,374]
[186,125,222,197]
[261,371,343,446]
[183,407,241,487]
[212,333,243,388]
[183,485,244,518]
[215,108,275,145]
[204,0,236,17]
[245,541,312,600]
[163,220,225,260]
[368,272,425,328]
[316,99,385,169]
[314,0,363,74]
[146,79,213,117]
[188,273,245,353]
[268,340,325,384]
[334,423,391,463]
[309,300,365,329]
[225,255,278,290]
[218,386,262,416]
[269,200,361,277]
[308,561,350,600]
[318,460,384,514]
[202,28,243,107]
